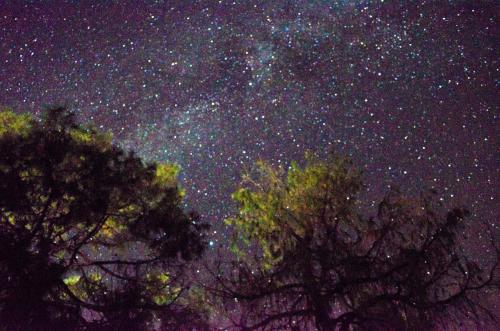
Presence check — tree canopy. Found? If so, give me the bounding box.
[215,155,499,330]
[0,108,209,330]
[0,108,497,330]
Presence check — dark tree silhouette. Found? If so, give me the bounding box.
[0,108,209,330]
[211,155,499,330]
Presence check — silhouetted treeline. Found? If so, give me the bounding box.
[0,109,497,330]
[207,156,499,330]
[0,108,209,330]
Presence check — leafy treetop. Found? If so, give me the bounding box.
[0,108,208,330]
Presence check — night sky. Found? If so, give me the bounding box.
[0,1,498,251]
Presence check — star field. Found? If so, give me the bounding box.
[0,1,498,252]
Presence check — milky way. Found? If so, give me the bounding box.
[0,1,498,252]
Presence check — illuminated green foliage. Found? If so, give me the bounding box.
[69,128,93,144]
[63,274,81,286]
[143,271,181,306]
[99,217,128,238]
[155,163,181,187]
[88,272,102,282]
[2,211,15,225]
[70,126,113,149]
[0,109,32,137]
[227,154,361,269]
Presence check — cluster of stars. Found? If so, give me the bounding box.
[0,1,497,258]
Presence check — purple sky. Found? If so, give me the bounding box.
[0,1,498,256]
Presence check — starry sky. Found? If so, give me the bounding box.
[0,0,498,249]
